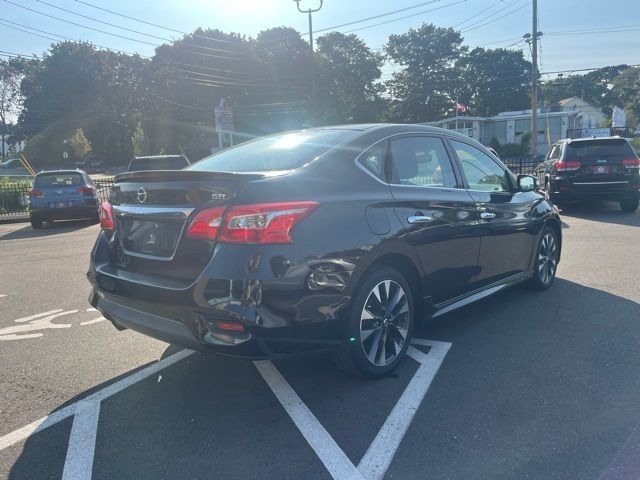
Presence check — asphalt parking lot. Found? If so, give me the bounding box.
[1,201,639,480]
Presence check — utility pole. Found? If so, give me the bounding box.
[530,0,539,162]
[294,0,323,120]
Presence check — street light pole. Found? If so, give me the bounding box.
[531,0,538,162]
[294,0,323,119]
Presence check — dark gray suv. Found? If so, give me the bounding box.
[534,137,640,212]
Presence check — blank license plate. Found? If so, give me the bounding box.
[50,201,70,208]
[593,166,609,174]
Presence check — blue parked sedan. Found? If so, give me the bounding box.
[29,170,100,229]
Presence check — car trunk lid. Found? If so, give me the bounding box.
[562,138,637,184]
[108,170,270,283]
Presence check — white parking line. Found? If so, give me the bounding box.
[358,340,451,480]
[0,349,195,451]
[0,338,451,480]
[254,360,365,480]
[62,401,101,480]
[80,317,106,326]
[0,294,6,298]
[257,339,452,480]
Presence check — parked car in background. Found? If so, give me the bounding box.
[89,124,561,378]
[127,155,190,172]
[29,170,99,229]
[75,159,103,173]
[535,137,640,212]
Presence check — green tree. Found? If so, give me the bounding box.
[253,27,313,129]
[611,67,640,125]
[316,32,384,123]
[131,121,148,156]
[540,65,627,115]
[384,23,467,122]
[457,47,531,117]
[146,29,263,158]
[18,41,147,167]
[69,128,92,159]
[0,58,29,160]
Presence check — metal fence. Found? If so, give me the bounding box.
[502,157,542,176]
[0,178,114,219]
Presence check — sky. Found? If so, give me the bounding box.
[1,0,639,80]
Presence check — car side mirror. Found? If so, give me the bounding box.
[517,174,537,192]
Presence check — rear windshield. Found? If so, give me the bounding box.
[188,129,357,172]
[34,173,84,187]
[565,139,636,161]
[129,157,189,171]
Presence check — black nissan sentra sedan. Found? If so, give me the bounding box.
[88,124,561,377]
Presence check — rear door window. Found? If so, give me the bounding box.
[357,141,388,182]
[34,173,84,187]
[565,139,635,161]
[389,136,457,188]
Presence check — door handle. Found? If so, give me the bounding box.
[480,211,497,219]
[407,215,434,224]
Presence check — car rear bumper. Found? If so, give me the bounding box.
[31,203,98,220]
[551,180,639,201]
[87,232,351,359]
[89,287,343,359]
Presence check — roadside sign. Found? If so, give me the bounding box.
[214,98,234,149]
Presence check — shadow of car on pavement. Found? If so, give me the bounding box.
[7,279,640,480]
[0,219,98,240]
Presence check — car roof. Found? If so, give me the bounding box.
[310,123,470,140]
[558,136,628,145]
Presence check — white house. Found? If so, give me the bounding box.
[427,99,607,155]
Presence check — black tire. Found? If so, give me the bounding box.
[332,266,415,378]
[620,197,639,213]
[527,225,559,291]
[30,216,43,229]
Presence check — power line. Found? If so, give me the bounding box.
[0,4,247,61]
[461,1,531,33]
[33,0,251,56]
[341,0,467,35]
[73,0,231,44]
[0,17,149,57]
[0,19,58,42]
[459,0,523,31]
[33,0,173,42]
[1,0,158,46]
[451,0,505,28]
[312,0,444,34]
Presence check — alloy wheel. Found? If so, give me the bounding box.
[538,233,558,285]
[360,280,410,367]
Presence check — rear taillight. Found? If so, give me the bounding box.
[623,159,640,169]
[186,206,226,240]
[555,160,581,171]
[77,186,95,195]
[219,202,318,244]
[186,201,318,244]
[29,189,43,198]
[99,202,115,230]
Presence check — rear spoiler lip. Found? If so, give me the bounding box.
[114,169,291,183]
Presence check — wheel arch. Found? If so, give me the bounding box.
[346,247,426,323]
